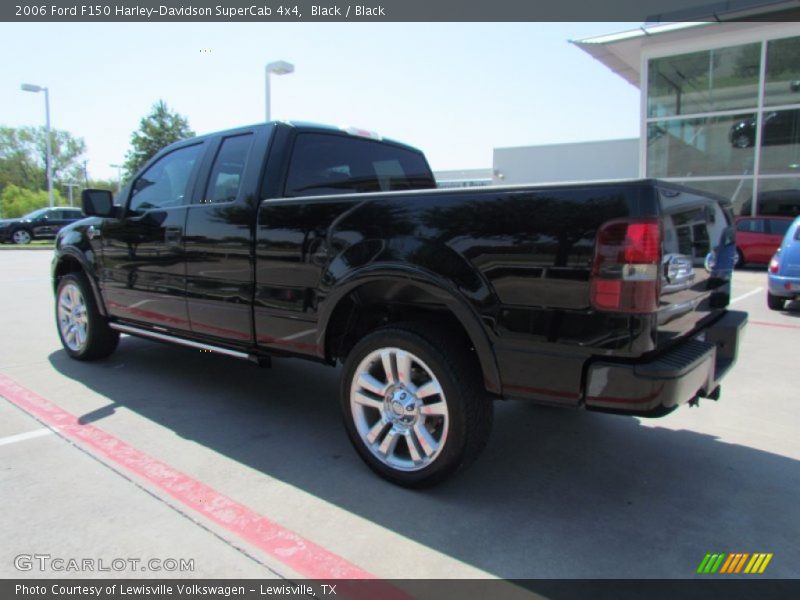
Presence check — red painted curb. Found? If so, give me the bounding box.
[0,373,384,584]
[750,320,800,330]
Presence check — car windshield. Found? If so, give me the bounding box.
[22,208,49,220]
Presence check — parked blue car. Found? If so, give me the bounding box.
[767,215,800,310]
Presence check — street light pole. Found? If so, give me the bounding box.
[64,182,79,207]
[110,164,123,192]
[21,83,54,208]
[265,60,294,122]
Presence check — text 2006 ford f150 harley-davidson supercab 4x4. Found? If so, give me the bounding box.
[52,122,747,487]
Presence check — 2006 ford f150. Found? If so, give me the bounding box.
[52,121,747,487]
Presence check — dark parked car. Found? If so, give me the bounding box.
[0,206,84,244]
[52,122,746,487]
[734,216,794,267]
[729,110,800,148]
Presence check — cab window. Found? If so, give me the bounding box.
[130,144,203,211]
[284,133,435,197]
[203,134,253,204]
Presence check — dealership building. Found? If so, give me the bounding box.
[484,12,800,217]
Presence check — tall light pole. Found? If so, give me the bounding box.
[63,182,79,207]
[21,83,54,208]
[265,60,294,122]
[110,163,123,192]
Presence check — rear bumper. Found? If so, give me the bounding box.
[585,310,747,416]
[768,274,800,299]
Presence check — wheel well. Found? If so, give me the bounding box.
[53,256,84,289]
[325,280,488,385]
[53,256,107,316]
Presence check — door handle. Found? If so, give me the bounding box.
[165,228,182,245]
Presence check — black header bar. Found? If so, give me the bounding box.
[4,0,800,22]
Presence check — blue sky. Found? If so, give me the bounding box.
[1,22,640,180]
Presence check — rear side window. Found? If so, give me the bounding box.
[768,219,791,236]
[736,219,766,233]
[284,133,435,197]
[204,134,253,204]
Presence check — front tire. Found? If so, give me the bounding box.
[340,323,493,488]
[767,292,786,311]
[56,272,119,360]
[12,229,32,245]
[732,133,751,148]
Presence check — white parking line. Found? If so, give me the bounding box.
[731,287,764,304]
[0,428,53,447]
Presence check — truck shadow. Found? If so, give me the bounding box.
[49,339,799,578]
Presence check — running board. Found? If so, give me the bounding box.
[109,323,251,360]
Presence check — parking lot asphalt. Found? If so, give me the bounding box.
[0,250,798,580]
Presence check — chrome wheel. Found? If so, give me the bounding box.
[57,282,89,352]
[350,347,449,472]
[12,229,32,244]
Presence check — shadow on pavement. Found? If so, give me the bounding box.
[49,337,799,578]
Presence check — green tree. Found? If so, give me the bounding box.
[0,184,65,219]
[123,100,194,177]
[87,178,118,192]
[0,126,86,194]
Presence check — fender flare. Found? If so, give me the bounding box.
[53,247,108,317]
[317,265,502,395]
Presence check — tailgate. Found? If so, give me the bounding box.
[656,184,735,347]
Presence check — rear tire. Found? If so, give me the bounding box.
[767,292,786,311]
[734,248,745,269]
[56,272,119,360]
[340,322,493,488]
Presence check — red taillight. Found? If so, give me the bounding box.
[591,219,662,313]
[769,256,780,274]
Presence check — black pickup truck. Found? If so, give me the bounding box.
[53,122,747,487]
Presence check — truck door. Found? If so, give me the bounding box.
[100,142,205,331]
[183,128,270,343]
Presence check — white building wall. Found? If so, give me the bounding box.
[492,138,639,185]
[433,168,494,188]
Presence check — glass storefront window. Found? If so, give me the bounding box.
[754,177,800,216]
[757,109,800,174]
[764,36,800,107]
[675,178,754,216]
[647,43,761,118]
[648,114,756,178]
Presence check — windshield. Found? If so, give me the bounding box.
[22,208,49,220]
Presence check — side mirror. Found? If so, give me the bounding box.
[81,189,116,217]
